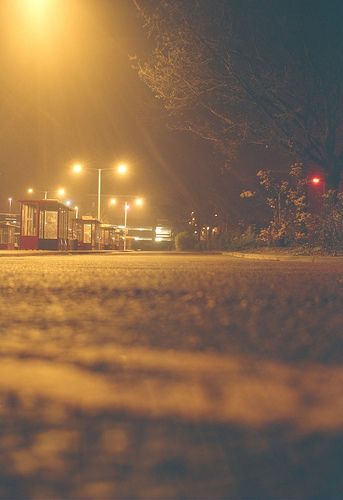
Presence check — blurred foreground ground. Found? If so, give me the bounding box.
[0,253,342,499]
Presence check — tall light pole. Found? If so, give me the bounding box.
[8,197,12,214]
[72,162,128,221]
[123,201,129,251]
[97,169,102,221]
[123,198,144,251]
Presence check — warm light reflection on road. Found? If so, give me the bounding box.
[1,341,342,434]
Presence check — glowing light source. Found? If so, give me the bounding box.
[57,188,65,197]
[311,177,321,184]
[135,197,144,207]
[117,163,128,175]
[72,163,83,174]
[109,198,117,206]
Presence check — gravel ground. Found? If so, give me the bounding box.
[0,253,342,499]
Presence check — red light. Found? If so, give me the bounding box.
[311,177,321,184]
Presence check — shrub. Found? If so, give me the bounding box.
[230,225,257,250]
[215,225,257,250]
[175,231,196,251]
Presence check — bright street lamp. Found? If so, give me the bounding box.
[117,163,128,175]
[72,163,82,174]
[72,162,128,221]
[8,197,12,214]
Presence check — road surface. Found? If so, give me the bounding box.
[0,253,342,499]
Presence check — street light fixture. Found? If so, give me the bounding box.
[8,197,12,214]
[108,195,144,251]
[135,197,144,207]
[72,162,128,221]
[123,198,144,251]
[27,187,66,200]
[309,176,325,195]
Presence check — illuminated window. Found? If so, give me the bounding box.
[39,210,57,239]
[83,223,92,243]
[22,204,38,236]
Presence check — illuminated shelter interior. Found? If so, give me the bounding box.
[0,222,16,250]
[19,199,75,250]
[72,218,101,250]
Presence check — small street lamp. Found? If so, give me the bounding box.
[27,187,66,200]
[8,197,12,214]
[310,176,325,194]
[124,198,144,251]
[109,196,144,251]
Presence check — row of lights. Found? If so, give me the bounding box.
[8,161,144,217]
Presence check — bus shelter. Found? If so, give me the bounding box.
[72,217,101,250]
[19,199,75,250]
[0,222,16,250]
[100,224,121,250]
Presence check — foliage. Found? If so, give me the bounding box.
[215,225,257,251]
[316,192,343,252]
[175,231,196,250]
[241,164,343,252]
[255,164,311,246]
[135,0,343,189]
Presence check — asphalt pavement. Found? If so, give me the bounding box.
[0,253,342,499]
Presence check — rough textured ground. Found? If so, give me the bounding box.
[0,253,342,499]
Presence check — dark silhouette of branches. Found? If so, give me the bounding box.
[135,0,343,189]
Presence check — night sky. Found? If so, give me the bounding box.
[0,0,289,224]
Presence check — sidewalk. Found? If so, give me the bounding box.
[225,250,343,262]
[0,250,118,257]
[0,250,222,257]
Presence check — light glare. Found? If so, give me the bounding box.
[72,163,83,174]
[117,163,128,175]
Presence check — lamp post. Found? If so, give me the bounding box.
[8,197,12,214]
[72,162,128,221]
[108,196,144,251]
[27,187,66,200]
[124,201,129,251]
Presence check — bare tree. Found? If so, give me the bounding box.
[134,0,343,189]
